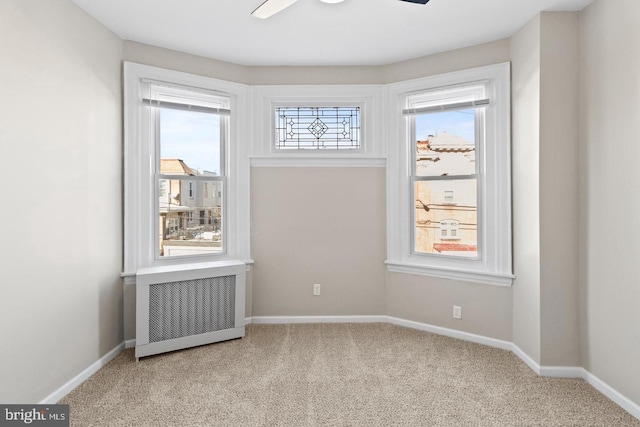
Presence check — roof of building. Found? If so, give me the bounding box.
[160,159,196,175]
[433,243,478,253]
[418,132,474,153]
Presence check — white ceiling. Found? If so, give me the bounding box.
[72,0,593,66]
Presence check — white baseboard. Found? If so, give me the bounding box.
[511,343,542,375]
[124,339,136,349]
[249,315,511,351]
[39,342,124,404]
[387,316,513,351]
[538,365,583,378]
[249,315,387,324]
[510,345,638,419]
[511,344,582,378]
[583,369,640,420]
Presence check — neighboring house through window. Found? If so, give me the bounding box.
[439,219,460,240]
[444,190,455,204]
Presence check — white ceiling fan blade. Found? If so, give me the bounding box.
[251,0,299,19]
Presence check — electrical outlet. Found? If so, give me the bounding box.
[313,283,321,296]
[453,305,462,319]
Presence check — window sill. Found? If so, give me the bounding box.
[385,260,514,287]
[121,258,254,279]
[249,156,386,168]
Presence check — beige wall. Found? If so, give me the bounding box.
[124,41,384,85]
[386,273,513,341]
[0,0,122,403]
[247,39,510,85]
[510,14,542,362]
[579,0,640,405]
[510,12,583,368]
[247,66,384,85]
[539,12,581,367]
[383,39,511,83]
[123,41,249,84]
[124,39,510,86]
[251,168,386,317]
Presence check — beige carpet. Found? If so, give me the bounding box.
[61,323,639,426]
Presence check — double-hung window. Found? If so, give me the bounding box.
[386,63,513,286]
[408,83,486,259]
[123,63,250,275]
[146,81,229,258]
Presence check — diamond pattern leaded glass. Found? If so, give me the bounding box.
[308,118,329,138]
[275,107,361,150]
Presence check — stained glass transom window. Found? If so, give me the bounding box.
[275,106,361,150]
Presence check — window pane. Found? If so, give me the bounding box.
[158,178,223,257]
[275,106,360,150]
[160,108,222,175]
[157,107,225,258]
[415,109,476,177]
[415,179,477,258]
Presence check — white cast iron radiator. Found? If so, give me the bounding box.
[135,260,246,359]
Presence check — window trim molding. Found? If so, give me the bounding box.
[123,62,251,274]
[385,261,515,286]
[385,62,513,286]
[249,84,385,167]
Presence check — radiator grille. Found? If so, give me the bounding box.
[148,275,236,343]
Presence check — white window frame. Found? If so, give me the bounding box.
[123,62,251,275]
[386,63,513,286]
[249,85,385,167]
